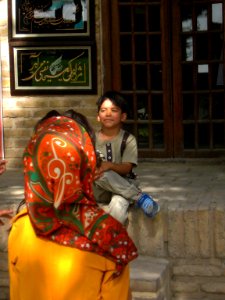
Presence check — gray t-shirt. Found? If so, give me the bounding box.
[95,129,138,166]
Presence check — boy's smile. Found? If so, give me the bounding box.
[97,99,127,129]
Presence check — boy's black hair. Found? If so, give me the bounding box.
[96,90,128,113]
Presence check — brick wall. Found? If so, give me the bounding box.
[0,0,102,169]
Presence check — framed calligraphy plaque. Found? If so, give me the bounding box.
[8,0,93,39]
[10,45,96,95]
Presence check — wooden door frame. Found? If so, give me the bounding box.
[100,0,175,158]
[101,0,121,92]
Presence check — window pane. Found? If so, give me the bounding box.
[136,65,148,90]
[149,35,161,61]
[182,36,193,61]
[150,65,162,90]
[198,123,210,148]
[152,94,163,120]
[198,95,209,120]
[182,65,193,90]
[148,5,160,32]
[197,64,209,90]
[121,65,133,90]
[184,124,195,148]
[212,93,224,119]
[196,7,208,31]
[135,35,147,61]
[181,5,193,32]
[137,94,149,120]
[134,6,146,32]
[212,63,224,88]
[213,123,225,148]
[138,124,149,148]
[120,35,132,61]
[212,3,223,26]
[196,34,208,60]
[125,94,135,119]
[183,94,195,120]
[123,123,135,136]
[152,124,164,148]
[120,6,131,32]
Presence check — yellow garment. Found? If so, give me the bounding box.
[8,210,131,300]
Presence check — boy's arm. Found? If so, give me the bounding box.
[95,134,137,178]
[97,161,133,176]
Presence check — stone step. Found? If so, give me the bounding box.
[132,292,160,300]
[130,256,170,300]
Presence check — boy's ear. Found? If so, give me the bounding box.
[121,113,127,122]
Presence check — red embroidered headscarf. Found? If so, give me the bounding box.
[23,113,138,276]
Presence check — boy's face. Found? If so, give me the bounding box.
[97,99,127,129]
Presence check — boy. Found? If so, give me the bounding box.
[93,91,160,224]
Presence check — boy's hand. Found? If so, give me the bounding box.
[93,163,109,181]
[93,168,102,181]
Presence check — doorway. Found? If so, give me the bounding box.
[101,0,225,158]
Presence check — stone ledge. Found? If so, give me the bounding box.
[130,256,170,300]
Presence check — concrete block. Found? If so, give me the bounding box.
[130,256,170,300]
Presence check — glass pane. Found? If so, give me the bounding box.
[181,5,193,32]
[197,64,209,90]
[213,123,225,148]
[198,95,209,120]
[135,35,147,61]
[120,35,132,61]
[121,65,133,90]
[182,65,194,90]
[149,35,161,61]
[152,124,164,148]
[137,94,149,120]
[184,124,195,148]
[152,94,163,120]
[119,6,132,32]
[212,93,224,119]
[134,6,146,32]
[182,36,193,61]
[150,65,162,90]
[211,33,223,60]
[212,63,224,88]
[148,5,160,32]
[196,7,208,31]
[183,94,195,120]
[125,94,134,119]
[138,124,149,148]
[136,65,148,90]
[123,123,135,136]
[198,123,210,148]
[212,3,223,26]
[196,34,208,60]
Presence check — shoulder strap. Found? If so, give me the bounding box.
[120,131,130,157]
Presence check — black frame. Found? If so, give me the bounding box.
[8,0,96,95]
[10,44,96,95]
[8,0,94,40]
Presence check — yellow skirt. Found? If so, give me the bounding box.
[8,210,131,300]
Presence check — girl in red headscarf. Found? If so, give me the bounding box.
[8,110,138,300]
